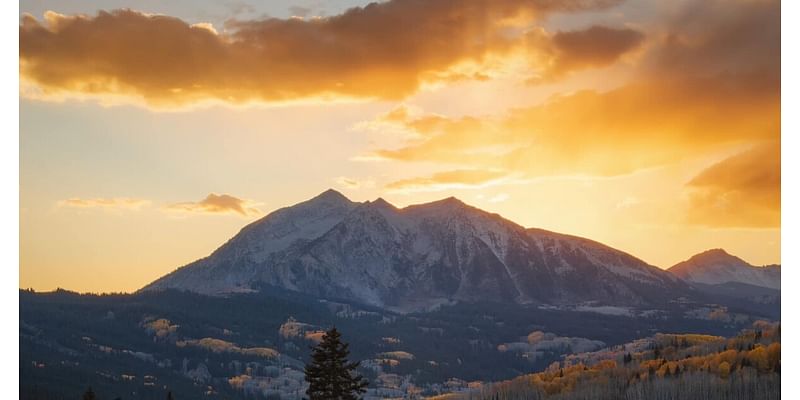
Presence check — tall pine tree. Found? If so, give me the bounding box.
[304,327,368,400]
[82,387,96,400]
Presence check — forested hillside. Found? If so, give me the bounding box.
[437,322,780,400]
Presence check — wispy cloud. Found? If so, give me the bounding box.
[334,176,375,190]
[487,193,511,203]
[616,196,641,210]
[385,169,509,193]
[163,194,262,217]
[58,197,151,210]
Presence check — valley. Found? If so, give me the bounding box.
[20,191,780,399]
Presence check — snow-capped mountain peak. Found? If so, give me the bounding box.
[668,249,780,290]
[144,190,689,310]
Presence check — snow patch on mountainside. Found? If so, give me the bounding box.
[143,189,690,310]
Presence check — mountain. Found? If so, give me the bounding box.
[22,287,766,400]
[145,189,358,294]
[144,189,686,311]
[668,249,780,290]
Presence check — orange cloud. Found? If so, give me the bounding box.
[527,25,645,82]
[163,194,261,217]
[386,169,509,193]
[367,0,779,186]
[373,75,777,175]
[685,141,780,228]
[643,0,779,80]
[19,1,625,106]
[58,197,151,210]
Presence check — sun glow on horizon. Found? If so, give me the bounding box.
[19,0,780,293]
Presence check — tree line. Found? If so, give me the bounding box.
[434,322,780,400]
[77,327,368,400]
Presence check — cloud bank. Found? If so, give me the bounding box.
[20,0,626,106]
[367,0,778,227]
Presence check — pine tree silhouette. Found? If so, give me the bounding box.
[82,387,96,400]
[304,327,368,400]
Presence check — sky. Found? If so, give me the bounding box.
[19,0,780,293]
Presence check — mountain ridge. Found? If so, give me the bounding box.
[144,189,688,311]
[668,248,780,290]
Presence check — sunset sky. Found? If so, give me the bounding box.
[19,0,780,293]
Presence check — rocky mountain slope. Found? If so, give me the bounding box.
[144,189,687,310]
[668,249,780,290]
